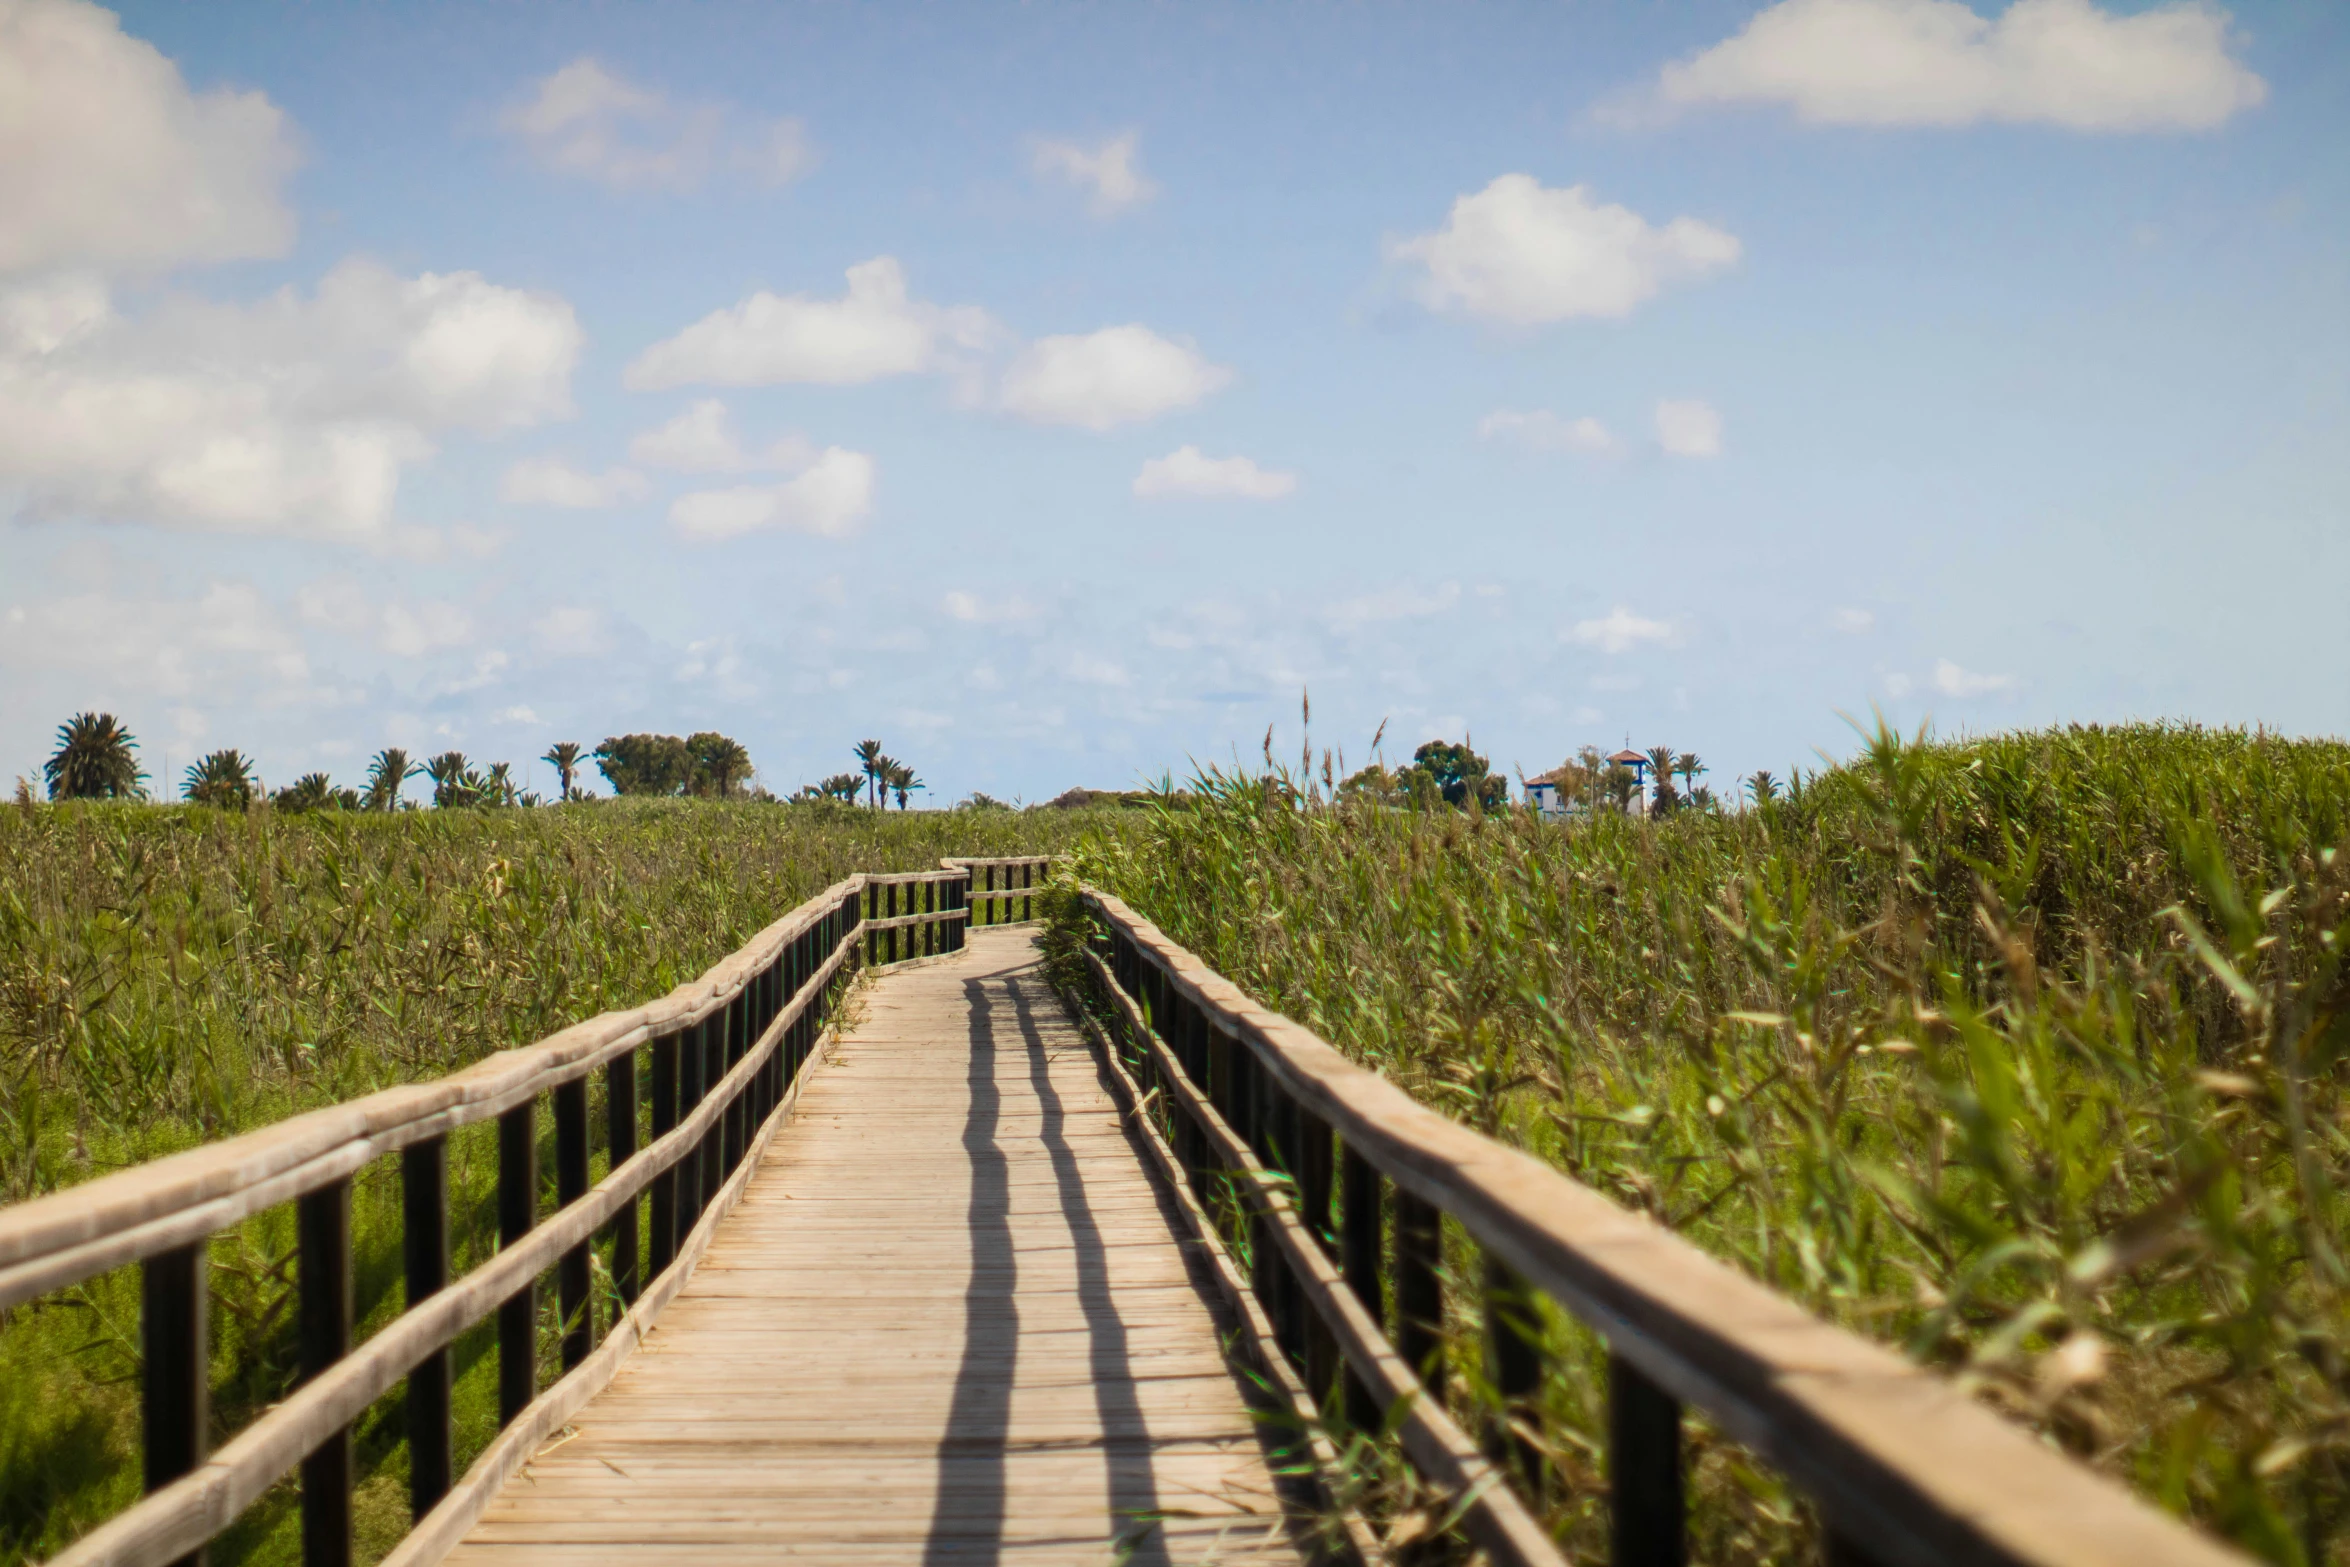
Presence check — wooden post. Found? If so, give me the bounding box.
[648,1033,679,1277]
[556,1077,591,1371]
[402,1139,451,1520]
[497,1101,537,1428]
[1340,1143,1383,1433]
[1609,1352,1684,1567]
[608,1049,638,1310]
[1022,860,1033,922]
[141,1239,207,1567]
[722,993,746,1175]
[984,864,995,928]
[701,1010,727,1210]
[298,1177,353,1567]
[1487,1255,1545,1495]
[1395,1188,1444,1396]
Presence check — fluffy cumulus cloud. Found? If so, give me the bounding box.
[668,447,876,541]
[0,0,299,278]
[1031,130,1157,215]
[501,57,812,190]
[0,260,582,540]
[1654,398,1724,458]
[627,399,813,473]
[1132,446,1296,500]
[626,257,996,390]
[1479,409,1623,456]
[1392,175,1740,326]
[2,577,309,700]
[1568,606,1678,654]
[998,326,1230,430]
[499,458,648,509]
[1653,0,2265,131]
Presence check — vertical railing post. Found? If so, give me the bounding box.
[1340,1143,1384,1433]
[497,1101,537,1427]
[1394,1187,1444,1396]
[1022,860,1034,922]
[1487,1255,1545,1495]
[606,1047,638,1315]
[984,864,995,928]
[700,1009,727,1211]
[1609,1353,1685,1567]
[556,1077,591,1371]
[142,1240,207,1567]
[648,1033,679,1277]
[722,992,746,1175]
[298,1177,353,1567]
[403,1138,451,1520]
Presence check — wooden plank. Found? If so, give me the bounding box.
[441,927,1307,1566]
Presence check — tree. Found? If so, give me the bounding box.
[820,772,864,803]
[1674,752,1705,800]
[594,735,692,797]
[887,763,922,810]
[542,742,584,801]
[364,749,419,811]
[687,733,753,798]
[1399,740,1506,811]
[425,751,481,808]
[1746,770,1780,807]
[483,762,518,806]
[44,712,143,800]
[184,749,258,810]
[1644,744,1680,815]
[1604,763,1641,813]
[853,739,885,807]
[273,772,342,813]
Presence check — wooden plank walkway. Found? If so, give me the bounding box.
[445,927,1309,1566]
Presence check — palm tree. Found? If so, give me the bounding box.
[1644,744,1679,814]
[888,763,922,811]
[484,762,518,806]
[364,749,419,811]
[820,772,863,803]
[184,749,258,810]
[542,742,583,802]
[44,712,143,800]
[274,772,339,812]
[1746,770,1780,806]
[1674,752,1705,800]
[425,751,475,809]
[694,736,752,798]
[853,739,885,807]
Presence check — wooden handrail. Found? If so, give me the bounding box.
[1074,886,2249,1567]
[10,867,979,1567]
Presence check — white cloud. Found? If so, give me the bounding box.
[491,705,542,725]
[533,605,607,656]
[1655,398,1724,458]
[1568,606,1678,654]
[0,0,298,278]
[1932,657,2018,697]
[1,578,311,708]
[295,575,472,657]
[1479,409,1623,456]
[375,602,473,658]
[1325,582,1462,632]
[1652,0,2265,131]
[1392,175,1740,326]
[1832,607,1877,633]
[499,457,648,508]
[501,57,812,191]
[1032,130,1157,215]
[1885,671,1916,697]
[627,399,813,473]
[943,591,1040,625]
[668,447,876,540]
[626,257,996,391]
[0,260,581,541]
[998,326,1230,430]
[1133,446,1296,500]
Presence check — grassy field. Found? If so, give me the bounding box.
[1063,723,2350,1564]
[0,799,1111,1565]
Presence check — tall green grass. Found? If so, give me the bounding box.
[0,799,1105,1565]
[1066,723,2350,1563]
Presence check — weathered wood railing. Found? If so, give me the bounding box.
[944,853,1049,926]
[0,868,983,1567]
[1072,887,2248,1567]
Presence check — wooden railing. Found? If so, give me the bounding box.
[943,854,1051,926]
[0,869,974,1567]
[1071,887,2248,1567]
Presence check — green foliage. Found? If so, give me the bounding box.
[591,734,690,798]
[0,800,1121,1564]
[684,733,751,799]
[362,750,417,813]
[269,773,354,814]
[42,715,143,802]
[184,751,257,812]
[540,742,583,802]
[1067,721,2350,1561]
[1398,739,1505,811]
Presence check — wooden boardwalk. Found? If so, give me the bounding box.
[445,927,1308,1566]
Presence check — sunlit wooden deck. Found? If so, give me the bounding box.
[443,927,1308,1565]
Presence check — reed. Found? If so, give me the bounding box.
[1064,721,2350,1563]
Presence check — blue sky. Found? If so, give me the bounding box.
[1,0,2343,803]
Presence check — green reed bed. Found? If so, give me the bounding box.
[1062,723,2350,1564]
[0,798,1108,1565]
